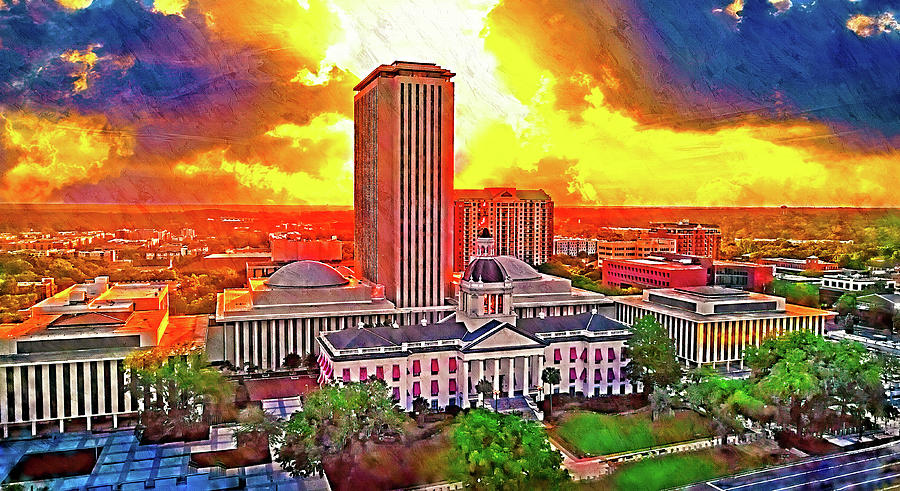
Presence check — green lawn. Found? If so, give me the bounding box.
[599,451,725,490]
[554,410,716,457]
[583,445,780,491]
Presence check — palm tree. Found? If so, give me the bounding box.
[541,367,561,418]
[649,386,672,421]
[412,396,429,427]
[475,379,493,411]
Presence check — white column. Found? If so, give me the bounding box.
[522,356,530,395]
[493,359,500,397]
[27,366,36,423]
[507,358,514,398]
[12,366,22,422]
[278,320,287,367]
[461,361,470,409]
[537,353,545,400]
[83,362,93,417]
[41,364,51,420]
[97,361,106,416]
[251,321,260,367]
[110,360,120,416]
[55,364,65,420]
[69,363,79,417]
[400,360,410,411]
[0,366,6,425]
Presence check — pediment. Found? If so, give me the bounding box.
[463,324,544,351]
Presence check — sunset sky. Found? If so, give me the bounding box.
[0,0,897,206]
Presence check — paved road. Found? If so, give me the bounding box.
[692,442,900,491]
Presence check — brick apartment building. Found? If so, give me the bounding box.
[454,188,553,270]
[647,220,721,259]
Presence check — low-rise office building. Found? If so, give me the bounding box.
[603,255,774,293]
[602,257,709,290]
[553,236,599,257]
[759,256,840,274]
[614,286,835,368]
[820,274,897,293]
[0,277,205,438]
[595,238,677,260]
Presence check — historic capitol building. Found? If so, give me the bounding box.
[208,62,632,410]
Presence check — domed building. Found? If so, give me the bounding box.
[208,260,398,370]
[211,232,613,374]
[318,233,635,413]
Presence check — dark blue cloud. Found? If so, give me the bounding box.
[0,0,258,121]
[638,0,900,140]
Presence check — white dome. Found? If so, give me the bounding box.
[266,261,349,288]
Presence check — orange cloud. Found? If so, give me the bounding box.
[847,12,899,37]
[153,0,189,16]
[0,112,134,202]
[173,113,353,204]
[715,0,744,20]
[769,0,791,14]
[449,1,900,206]
[60,45,100,93]
[56,0,93,9]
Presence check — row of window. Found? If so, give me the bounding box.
[553,347,623,364]
[340,357,460,382]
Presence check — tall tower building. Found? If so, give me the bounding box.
[353,61,455,308]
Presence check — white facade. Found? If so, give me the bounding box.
[821,275,897,293]
[614,287,835,368]
[320,318,632,411]
[553,237,599,257]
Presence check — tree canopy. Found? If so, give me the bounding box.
[624,315,682,395]
[450,409,569,490]
[276,379,405,477]
[123,345,232,431]
[743,331,886,435]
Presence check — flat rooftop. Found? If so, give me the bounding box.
[608,258,705,270]
[354,61,455,91]
[614,294,835,322]
[673,286,749,298]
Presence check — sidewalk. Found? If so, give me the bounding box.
[545,426,611,480]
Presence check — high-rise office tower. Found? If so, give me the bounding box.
[353,61,455,308]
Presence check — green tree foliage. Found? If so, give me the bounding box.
[450,410,570,490]
[685,368,767,424]
[281,353,302,370]
[233,406,284,449]
[541,367,561,416]
[834,293,858,315]
[276,379,405,477]
[475,379,493,411]
[123,346,233,428]
[771,279,820,307]
[624,315,682,395]
[743,331,885,435]
[537,257,639,296]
